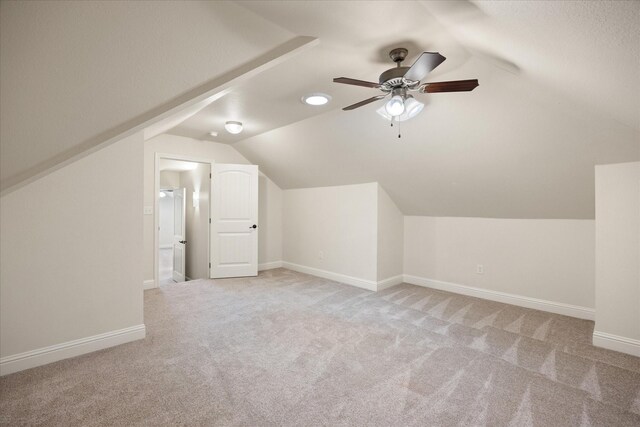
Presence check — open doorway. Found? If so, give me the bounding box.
[156,157,211,285]
[153,152,260,287]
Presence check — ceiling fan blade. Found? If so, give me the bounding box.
[420,79,479,93]
[403,52,446,82]
[333,77,381,89]
[342,94,387,111]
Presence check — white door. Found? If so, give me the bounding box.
[172,187,186,282]
[211,164,259,278]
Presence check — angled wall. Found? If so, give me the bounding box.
[282,182,404,290]
[403,217,595,319]
[594,162,640,356]
[377,186,404,285]
[283,183,379,288]
[0,132,145,375]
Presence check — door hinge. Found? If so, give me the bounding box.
[209,218,211,224]
[210,173,212,178]
[209,262,211,268]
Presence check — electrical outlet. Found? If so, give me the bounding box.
[319,251,324,260]
[143,206,153,215]
[476,264,484,274]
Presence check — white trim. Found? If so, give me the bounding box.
[403,275,595,320]
[259,261,283,271]
[377,275,403,291]
[0,324,146,376]
[143,279,157,290]
[592,331,640,357]
[282,262,377,291]
[159,244,172,249]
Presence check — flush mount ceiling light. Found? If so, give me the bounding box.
[209,131,218,137]
[224,121,243,134]
[302,93,331,106]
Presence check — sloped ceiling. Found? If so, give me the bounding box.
[217,0,637,219]
[0,0,295,190]
[3,1,638,219]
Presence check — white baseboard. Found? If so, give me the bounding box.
[403,274,595,321]
[258,260,283,271]
[593,331,640,357]
[143,279,156,290]
[0,324,146,376]
[282,262,378,291]
[377,275,404,291]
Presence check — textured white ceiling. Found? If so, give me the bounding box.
[3,1,638,219]
[0,1,293,188]
[168,0,461,142]
[159,159,198,172]
[215,0,638,219]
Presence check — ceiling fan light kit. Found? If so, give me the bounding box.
[334,47,479,137]
[385,90,406,116]
[377,95,425,122]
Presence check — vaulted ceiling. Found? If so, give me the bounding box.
[0,0,295,191]
[2,1,638,219]
[168,0,639,219]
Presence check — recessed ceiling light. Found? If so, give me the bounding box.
[224,121,243,134]
[302,93,331,106]
[209,131,218,137]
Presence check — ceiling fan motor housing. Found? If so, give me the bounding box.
[389,47,408,63]
[379,66,410,90]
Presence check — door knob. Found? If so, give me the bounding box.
[250,224,257,229]
[179,240,187,244]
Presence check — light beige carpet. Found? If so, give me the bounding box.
[1,268,639,426]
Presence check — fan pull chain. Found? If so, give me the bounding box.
[397,117,401,139]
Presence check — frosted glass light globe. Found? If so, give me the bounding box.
[225,121,243,134]
[403,97,424,119]
[385,95,405,116]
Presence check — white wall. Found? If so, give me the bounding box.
[181,164,211,280]
[281,183,594,306]
[377,186,404,282]
[144,133,283,283]
[403,217,595,312]
[158,191,174,248]
[0,132,144,371]
[160,171,180,189]
[283,183,379,283]
[594,162,640,355]
[259,174,283,267]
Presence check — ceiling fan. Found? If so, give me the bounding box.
[334,48,478,124]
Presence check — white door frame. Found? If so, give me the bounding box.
[154,153,214,287]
